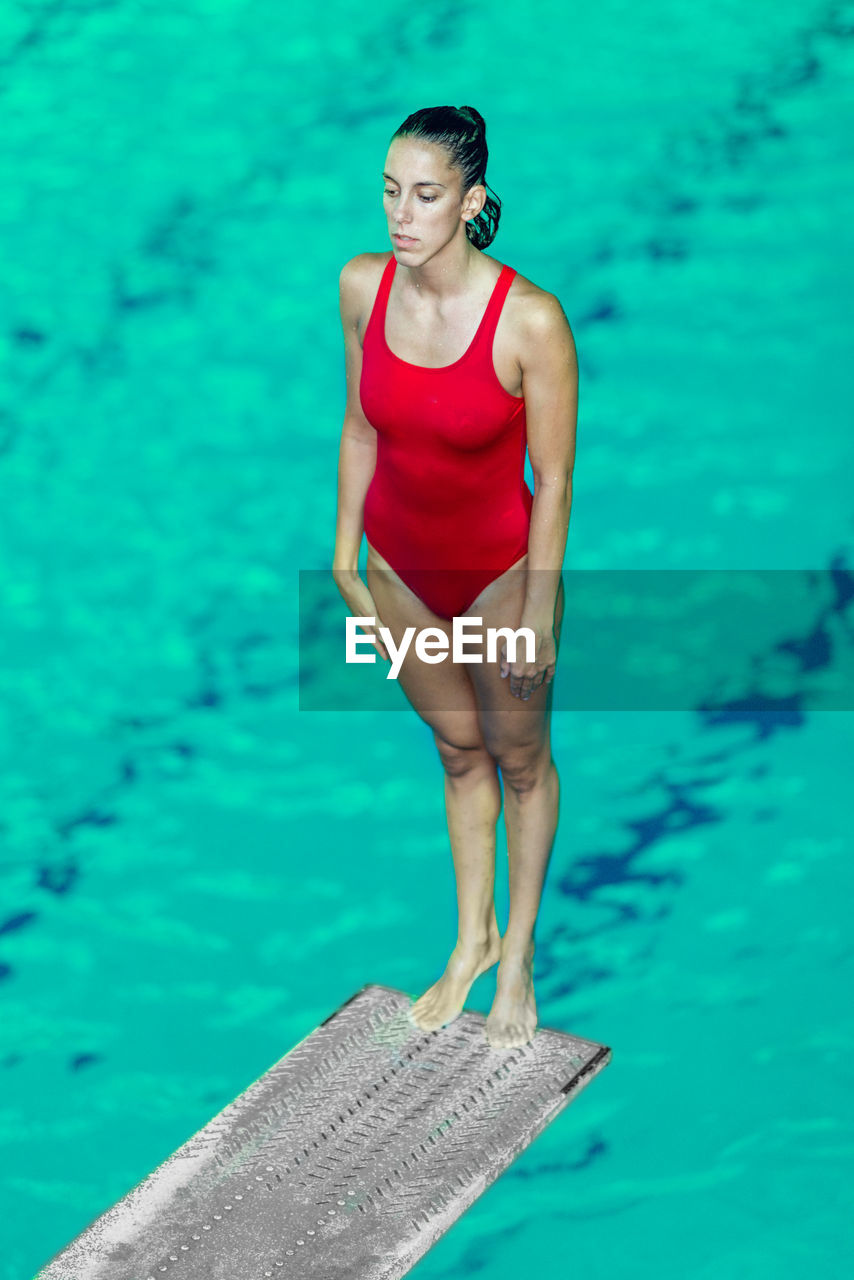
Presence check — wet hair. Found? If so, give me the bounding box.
[390,105,502,249]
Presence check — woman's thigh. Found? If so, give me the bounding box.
[463,559,566,760]
[365,542,484,749]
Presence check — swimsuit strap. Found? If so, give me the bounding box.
[468,264,517,356]
[370,255,397,336]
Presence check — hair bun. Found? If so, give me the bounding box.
[458,105,485,132]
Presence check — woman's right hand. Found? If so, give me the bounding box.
[332,568,390,663]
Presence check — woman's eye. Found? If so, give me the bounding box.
[383,189,436,203]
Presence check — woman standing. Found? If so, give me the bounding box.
[334,105,578,1049]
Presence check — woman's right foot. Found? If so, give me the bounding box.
[408,933,502,1031]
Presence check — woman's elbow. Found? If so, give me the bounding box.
[532,469,573,501]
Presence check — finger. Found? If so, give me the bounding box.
[523,672,545,700]
[511,672,532,700]
[359,625,389,662]
[373,618,391,662]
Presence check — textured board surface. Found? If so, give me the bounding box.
[35,984,612,1280]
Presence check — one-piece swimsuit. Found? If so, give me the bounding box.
[359,253,533,620]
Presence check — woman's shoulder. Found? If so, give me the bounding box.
[498,260,573,345]
[339,250,392,291]
[338,252,392,325]
[496,257,562,311]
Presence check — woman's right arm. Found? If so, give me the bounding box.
[333,255,389,660]
[334,255,376,580]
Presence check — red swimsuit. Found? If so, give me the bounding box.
[360,255,533,620]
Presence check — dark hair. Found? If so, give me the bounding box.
[390,104,502,249]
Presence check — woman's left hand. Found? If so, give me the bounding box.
[499,623,557,700]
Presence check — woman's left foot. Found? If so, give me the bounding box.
[485,938,538,1048]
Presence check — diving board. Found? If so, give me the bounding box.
[35,983,611,1280]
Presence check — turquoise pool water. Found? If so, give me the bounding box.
[2,2,852,1276]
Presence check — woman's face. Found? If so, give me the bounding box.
[382,137,482,259]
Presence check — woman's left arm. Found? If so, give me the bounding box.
[502,293,578,695]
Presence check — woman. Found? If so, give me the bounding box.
[333,105,578,1050]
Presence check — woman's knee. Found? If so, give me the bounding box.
[491,740,552,796]
[433,729,494,780]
